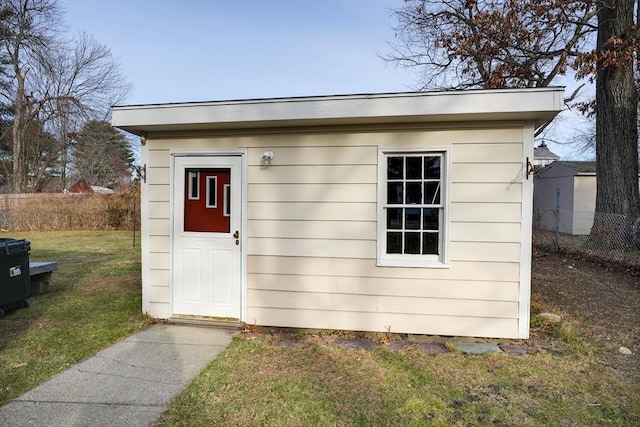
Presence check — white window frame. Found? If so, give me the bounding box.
[377,147,450,268]
[223,184,230,217]
[188,170,199,200]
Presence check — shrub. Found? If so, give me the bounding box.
[0,185,140,231]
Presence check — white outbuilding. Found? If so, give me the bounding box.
[112,88,563,339]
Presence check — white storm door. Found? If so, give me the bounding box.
[172,155,242,320]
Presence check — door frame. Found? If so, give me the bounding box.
[169,149,247,322]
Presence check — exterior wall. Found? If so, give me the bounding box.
[141,124,528,338]
[572,175,596,235]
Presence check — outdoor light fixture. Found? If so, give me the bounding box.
[262,151,274,167]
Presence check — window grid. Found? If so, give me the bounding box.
[384,154,443,256]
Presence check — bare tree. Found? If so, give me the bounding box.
[0,0,131,192]
[42,33,131,190]
[0,0,61,193]
[387,0,597,90]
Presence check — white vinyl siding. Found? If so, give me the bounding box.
[139,125,528,338]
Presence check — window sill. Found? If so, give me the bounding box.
[376,258,450,269]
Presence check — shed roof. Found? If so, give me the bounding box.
[112,88,564,136]
[558,161,596,173]
[536,161,596,179]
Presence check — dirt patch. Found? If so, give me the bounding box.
[531,247,640,383]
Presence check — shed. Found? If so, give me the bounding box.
[533,161,596,235]
[68,179,93,193]
[112,88,563,339]
[533,161,640,235]
[68,179,116,194]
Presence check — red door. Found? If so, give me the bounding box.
[184,168,230,233]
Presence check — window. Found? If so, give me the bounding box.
[205,176,217,208]
[223,184,230,217]
[188,170,199,200]
[378,149,448,267]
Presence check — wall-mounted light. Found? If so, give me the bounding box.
[262,151,274,167]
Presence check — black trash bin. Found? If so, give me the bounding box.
[0,238,31,316]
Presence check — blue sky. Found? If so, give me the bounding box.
[59,0,588,160]
[60,0,413,105]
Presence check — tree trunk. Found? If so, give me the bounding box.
[593,0,640,249]
[12,73,26,193]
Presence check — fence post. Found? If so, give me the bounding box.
[554,188,560,250]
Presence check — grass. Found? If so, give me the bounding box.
[153,333,639,426]
[1,232,638,425]
[0,231,149,405]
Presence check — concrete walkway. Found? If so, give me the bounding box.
[0,324,237,426]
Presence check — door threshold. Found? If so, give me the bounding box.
[169,314,244,330]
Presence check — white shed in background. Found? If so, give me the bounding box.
[533,161,596,235]
[533,161,640,235]
[113,88,563,339]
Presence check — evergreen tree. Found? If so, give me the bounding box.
[73,120,133,188]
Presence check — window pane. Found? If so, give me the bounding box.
[387,157,403,179]
[406,182,422,204]
[404,232,421,254]
[224,185,230,216]
[423,232,439,254]
[387,208,403,229]
[387,232,402,254]
[424,182,441,205]
[406,157,422,179]
[387,183,403,204]
[382,152,445,264]
[424,156,441,179]
[423,208,439,230]
[188,170,199,199]
[206,176,217,208]
[405,208,421,230]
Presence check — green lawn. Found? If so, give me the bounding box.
[153,334,639,426]
[0,231,149,405]
[1,232,638,425]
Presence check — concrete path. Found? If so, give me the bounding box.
[0,324,237,426]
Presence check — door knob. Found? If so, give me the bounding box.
[233,231,239,239]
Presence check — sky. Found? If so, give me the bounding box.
[59,0,587,160]
[60,0,413,105]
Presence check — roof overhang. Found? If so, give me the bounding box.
[112,88,565,136]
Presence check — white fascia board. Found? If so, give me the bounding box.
[112,88,564,135]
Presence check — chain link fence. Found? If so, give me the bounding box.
[533,208,640,269]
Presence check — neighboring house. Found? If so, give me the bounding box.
[112,88,563,339]
[533,161,640,235]
[533,141,560,168]
[68,179,93,193]
[68,179,115,194]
